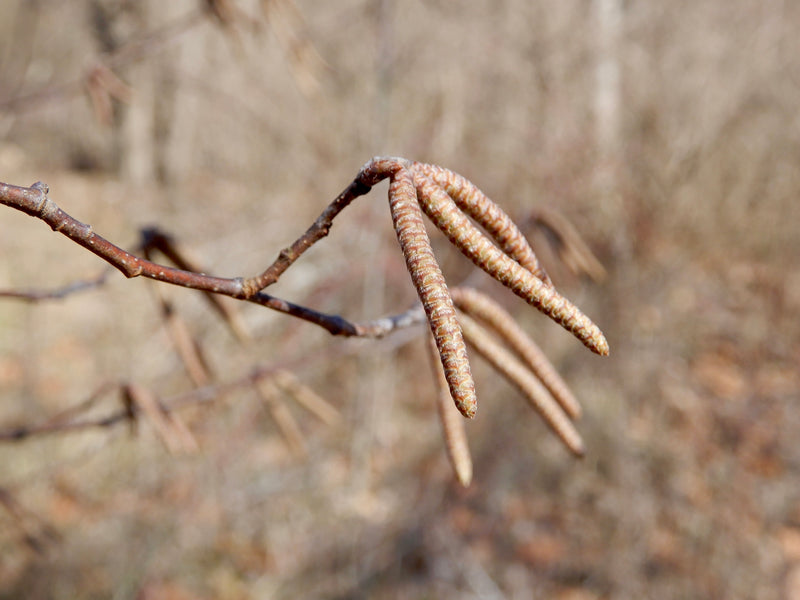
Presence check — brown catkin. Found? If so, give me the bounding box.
[414,162,551,285]
[388,168,477,418]
[450,287,582,419]
[426,336,473,486]
[412,171,609,356]
[457,312,585,457]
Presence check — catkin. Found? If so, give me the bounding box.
[450,286,582,419]
[414,162,551,285]
[388,168,477,418]
[457,312,585,456]
[426,336,473,486]
[413,171,609,356]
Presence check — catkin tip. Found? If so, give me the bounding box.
[456,464,473,487]
[573,441,586,458]
[458,397,477,419]
[594,334,610,356]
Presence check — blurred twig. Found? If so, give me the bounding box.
[0,269,112,301]
[529,206,608,283]
[121,383,198,454]
[0,334,358,443]
[451,286,582,419]
[0,8,205,116]
[426,335,472,487]
[256,378,307,457]
[260,0,328,96]
[457,311,585,457]
[0,487,60,555]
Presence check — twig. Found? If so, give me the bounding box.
[272,369,341,426]
[0,269,112,301]
[0,180,376,338]
[0,330,405,443]
[0,487,60,554]
[529,206,608,283]
[121,383,198,454]
[241,176,373,294]
[141,227,251,343]
[157,298,214,387]
[0,9,205,115]
[256,379,307,457]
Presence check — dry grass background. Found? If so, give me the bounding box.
[1,0,799,598]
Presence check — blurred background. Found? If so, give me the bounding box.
[1,0,799,598]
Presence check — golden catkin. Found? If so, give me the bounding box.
[450,286,582,419]
[414,162,551,285]
[426,336,473,486]
[412,171,609,356]
[388,168,477,418]
[457,312,585,457]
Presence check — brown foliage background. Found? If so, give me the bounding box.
[1,1,799,598]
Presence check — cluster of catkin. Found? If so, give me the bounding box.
[0,158,606,484]
[356,157,608,485]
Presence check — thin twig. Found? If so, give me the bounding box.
[256,379,307,457]
[272,369,341,426]
[0,180,376,338]
[0,9,205,115]
[241,177,373,295]
[0,269,112,301]
[529,206,608,283]
[0,327,417,442]
[122,383,198,454]
[142,227,251,343]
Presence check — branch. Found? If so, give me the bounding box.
[1,157,609,472]
[0,178,385,338]
[0,269,111,301]
[0,325,419,443]
[0,8,205,115]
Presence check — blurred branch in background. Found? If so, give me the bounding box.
[0,0,323,116]
[0,0,326,184]
[0,4,204,117]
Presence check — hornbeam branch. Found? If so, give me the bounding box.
[1,157,609,466]
[0,179,387,338]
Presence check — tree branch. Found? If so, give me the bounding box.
[0,177,394,338]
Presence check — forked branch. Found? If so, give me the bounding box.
[0,156,609,482]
